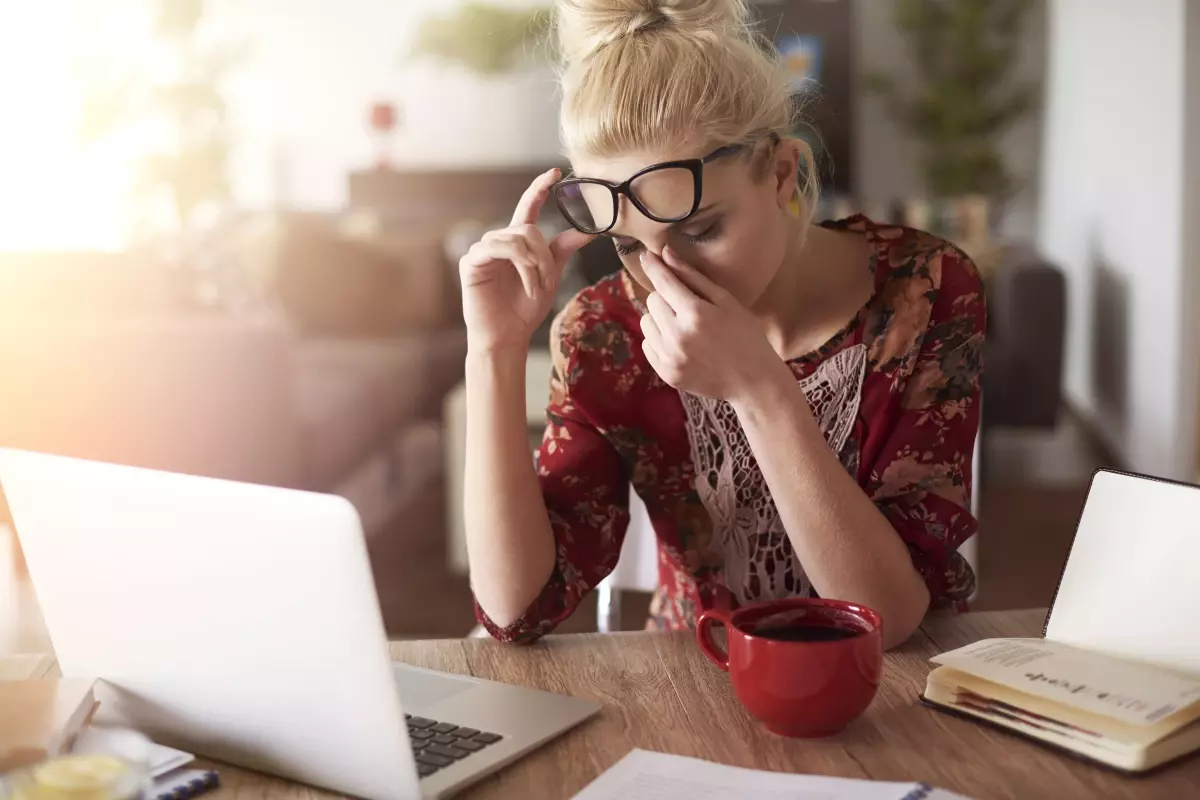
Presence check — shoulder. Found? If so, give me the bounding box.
[855,218,985,371]
[548,271,642,395]
[867,219,984,304]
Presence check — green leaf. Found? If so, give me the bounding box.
[155,0,205,39]
[868,0,1037,200]
[863,72,899,96]
[78,0,242,232]
[408,3,553,75]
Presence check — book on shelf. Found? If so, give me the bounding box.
[923,469,1200,773]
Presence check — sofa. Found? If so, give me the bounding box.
[982,245,1067,430]
[0,232,466,543]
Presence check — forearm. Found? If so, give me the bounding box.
[463,349,557,629]
[730,369,930,649]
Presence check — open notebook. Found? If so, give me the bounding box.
[923,469,1200,772]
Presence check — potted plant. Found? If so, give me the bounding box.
[867,0,1038,238]
[400,3,561,166]
[410,2,553,76]
[75,0,254,308]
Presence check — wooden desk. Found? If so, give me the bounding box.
[4,539,1197,799]
[132,612,1200,799]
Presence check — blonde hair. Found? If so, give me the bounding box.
[554,0,819,223]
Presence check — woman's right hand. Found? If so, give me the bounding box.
[459,168,595,354]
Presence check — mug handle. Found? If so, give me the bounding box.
[696,609,730,671]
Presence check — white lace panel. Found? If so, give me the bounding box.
[681,344,867,606]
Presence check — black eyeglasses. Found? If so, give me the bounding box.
[552,141,752,235]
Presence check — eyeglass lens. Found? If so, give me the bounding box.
[557,166,698,233]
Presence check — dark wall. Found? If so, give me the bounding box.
[753,0,857,197]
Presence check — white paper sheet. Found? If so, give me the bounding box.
[570,750,973,800]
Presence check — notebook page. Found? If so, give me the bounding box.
[1045,471,1200,674]
[570,750,972,800]
[931,638,1200,726]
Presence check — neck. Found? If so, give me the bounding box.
[751,217,872,360]
[751,217,822,354]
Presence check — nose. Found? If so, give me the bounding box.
[615,197,671,253]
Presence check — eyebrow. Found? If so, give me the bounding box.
[606,204,720,240]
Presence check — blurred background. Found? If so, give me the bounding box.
[2,0,1198,643]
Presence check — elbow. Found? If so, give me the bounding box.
[472,597,544,646]
[479,606,521,632]
[881,618,922,651]
[472,589,534,634]
[880,584,931,651]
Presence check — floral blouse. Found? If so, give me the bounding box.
[474,216,986,643]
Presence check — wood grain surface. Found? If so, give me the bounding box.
[178,610,1198,800]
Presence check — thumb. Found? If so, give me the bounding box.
[549,228,596,267]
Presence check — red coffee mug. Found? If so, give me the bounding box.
[696,597,883,738]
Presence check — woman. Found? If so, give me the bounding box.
[460,0,984,650]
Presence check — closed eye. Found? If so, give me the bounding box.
[682,220,721,244]
[612,237,642,256]
[607,219,722,257]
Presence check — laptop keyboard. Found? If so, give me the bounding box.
[406,713,504,778]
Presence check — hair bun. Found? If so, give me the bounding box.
[557,0,751,63]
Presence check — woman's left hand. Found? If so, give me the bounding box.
[639,247,793,403]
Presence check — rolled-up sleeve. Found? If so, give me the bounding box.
[869,248,985,610]
[473,309,630,643]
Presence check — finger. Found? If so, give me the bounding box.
[549,227,596,267]
[499,225,558,293]
[646,290,676,327]
[511,168,561,228]
[640,311,664,344]
[478,232,537,271]
[526,231,559,293]
[640,330,677,387]
[639,315,667,369]
[468,239,539,298]
[640,250,700,314]
[641,337,665,377]
[642,307,683,361]
[661,246,732,306]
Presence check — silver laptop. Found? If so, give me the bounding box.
[0,448,599,800]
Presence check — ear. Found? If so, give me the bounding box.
[772,138,804,209]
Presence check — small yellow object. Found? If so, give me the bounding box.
[10,756,141,800]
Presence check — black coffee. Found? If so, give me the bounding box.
[756,624,861,642]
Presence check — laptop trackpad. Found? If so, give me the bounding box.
[393,665,477,713]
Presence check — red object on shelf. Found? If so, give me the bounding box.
[370,102,397,133]
[370,102,399,169]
